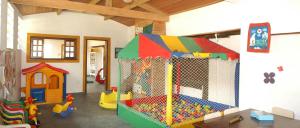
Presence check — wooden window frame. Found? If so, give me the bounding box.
[27,33,80,63]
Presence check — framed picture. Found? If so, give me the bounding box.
[247,22,271,53]
[115,48,123,58]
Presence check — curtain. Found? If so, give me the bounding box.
[208,59,238,106]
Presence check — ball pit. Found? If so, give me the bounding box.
[132,98,216,124]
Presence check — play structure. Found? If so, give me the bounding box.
[52,94,76,117]
[22,62,69,104]
[99,89,132,109]
[117,34,240,128]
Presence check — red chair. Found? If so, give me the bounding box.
[95,68,105,84]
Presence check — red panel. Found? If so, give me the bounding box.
[22,62,69,74]
[194,38,239,60]
[139,34,171,59]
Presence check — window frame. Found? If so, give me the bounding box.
[27,33,80,63]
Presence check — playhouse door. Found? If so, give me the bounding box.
[46,75,62,103]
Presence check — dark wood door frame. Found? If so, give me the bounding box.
[83,36,111,93]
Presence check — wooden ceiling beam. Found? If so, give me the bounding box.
[105,0,112,7]
[104,0,151,20]
[11,0,169,21]
[57,0,102,15]
[138,3,168,16]
[89,0,102,4]
[56,0,69,15]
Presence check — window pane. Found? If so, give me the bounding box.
[33,40,38,45]
[66,53,69,57]
[32,52,37,57]
[38,52,42,57]
[65,47,70,51]
[66,41,70,46]
[70,53,74,57]
[38,40,43,45]
[38,46,43,51]
[70,42,74,46]
[33,46,38,51]
[70,47,74,51]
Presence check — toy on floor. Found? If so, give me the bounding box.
[52,94,76,117]
[25,97,41,128]
[99,88,132,109]
[95,68,105,84]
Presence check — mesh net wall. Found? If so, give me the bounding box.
[119,58,236,125]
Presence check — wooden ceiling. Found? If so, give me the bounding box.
[13,0,223,26]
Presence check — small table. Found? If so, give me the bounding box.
[193,109,300,128]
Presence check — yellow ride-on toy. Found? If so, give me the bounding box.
[99,89,132,109]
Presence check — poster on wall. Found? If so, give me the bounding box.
[115,48,123,58]
[247,22,271,53]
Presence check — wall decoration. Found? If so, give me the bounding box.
[264,72,275,84]
[115,48,123,58]
[247,22,271,53]
[277,66,283,72]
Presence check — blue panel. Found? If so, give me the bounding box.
[63,74,67,100]
[235,62,240,107]
[143,34,171,51]
[179,94,231,111]
[31,88,45,103]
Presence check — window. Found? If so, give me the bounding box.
[27,33,80,63]
[31,38,44,58]
[65,40,76,58]
[7,2,14,49]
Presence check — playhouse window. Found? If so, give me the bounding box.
[33,72,46,86]
[27,33,80,63]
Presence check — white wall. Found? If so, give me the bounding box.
[209,35,240,53]
[20,12,133,93]
[166,1,240,36]
[239,0,300,119]
[166,0,300,119]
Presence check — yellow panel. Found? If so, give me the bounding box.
[193,52,210,58]
[161,36,189,53]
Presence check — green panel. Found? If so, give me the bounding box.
[179,37,202,53]
[143,24,153,34]
[210,53,228,60]
[118,36,139,59]
[118,104,167,128]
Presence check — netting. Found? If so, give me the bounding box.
[118,57,238,126]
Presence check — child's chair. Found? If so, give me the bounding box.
[224,108,239,115]
[272,107,294,119]
[204,112,222,120]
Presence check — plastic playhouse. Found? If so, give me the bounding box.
[22,62,69,104]
[116,34,240,128]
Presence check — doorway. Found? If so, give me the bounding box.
[83,36,111,93]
